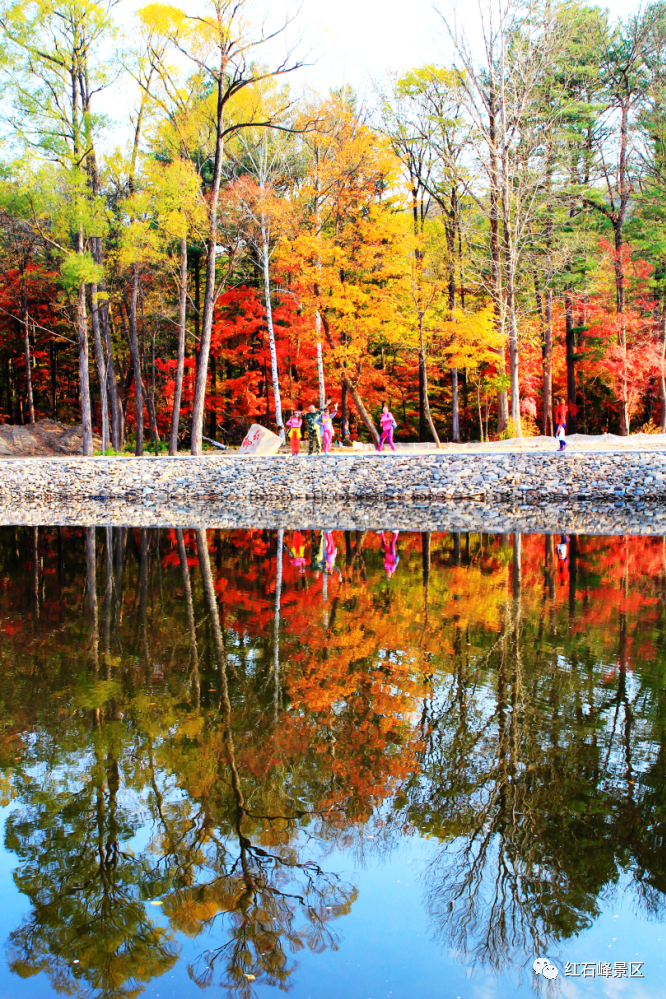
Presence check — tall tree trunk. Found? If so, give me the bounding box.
[128,264,144,456]
[447,189,460,442]
[535,272,553,436]
[193,250,201,365]
[210,354,217,440]
[141,375,160,452]
[24,315,35,424]
[50,341,57,417]
[93,238,122,450]
[341,378,348,440]
[191,66,228,456]
[8,358,18,423]
[261,226,285,442]
[565,293,578,435]
[614,103,629,433]
[418,351,427,440]
[169,237,188,455]
[420,316,440,447]
[90,282,109,453]
[544,289,553,436]
[659,289,666,434]
[20,271,35,424]
[316,329,326,408]
[344,374,378,446]
[76,233,93,456]
[489,101,507,437]
[503,218,521,437]
[497,383,509,437]
[320,314,379,445]
[19,269,34,423]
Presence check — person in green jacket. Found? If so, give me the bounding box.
[303,399,331,454]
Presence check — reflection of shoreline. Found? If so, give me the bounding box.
[2,498,666,534]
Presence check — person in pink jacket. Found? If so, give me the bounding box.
[378,403,396,452]
[285,411,302,455]
[381,531,400,577]
[320,403,338,453]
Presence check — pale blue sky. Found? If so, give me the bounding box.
[283,0,643,94]
[102,0,644,144]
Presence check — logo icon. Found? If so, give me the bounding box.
[533,957,559,980]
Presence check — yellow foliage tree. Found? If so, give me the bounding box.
[280,100,411,445]
[440,307,505,441]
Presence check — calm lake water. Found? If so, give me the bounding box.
[0,525,664,998]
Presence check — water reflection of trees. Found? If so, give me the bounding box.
[411,532,666,973]
[0,526,361,997]
[0,527,665,994]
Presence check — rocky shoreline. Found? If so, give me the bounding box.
[0,494,665,534]
[0,450,665,533]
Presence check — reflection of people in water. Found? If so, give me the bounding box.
[288,530,307,573]
[381,531,400,578]
[556,534,569,586]
[309,530,325,574]
[324,531,338,573]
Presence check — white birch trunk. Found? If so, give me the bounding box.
[316,333,326,409]
[261,222,284,443]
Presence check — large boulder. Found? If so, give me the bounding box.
[239,424,282,456]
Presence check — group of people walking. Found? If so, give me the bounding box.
[285,398,570,453]
[286,400,339,455]
[285,401,398,455]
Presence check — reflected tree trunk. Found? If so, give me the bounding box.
[103,527,113,678]
[140,530,149,667]
[57,526,64,589]
[420,532,431,663]
[195,530,252,882]
[169,238,188,455]
[32,527,39,623]
[569,534,578,619]
[113,527,126,654]
[86,527,98,672]
[177,528,200,711]
[512,533,522,604]
[422,532,431,589]
[545,534,555,603]
[274,529,283,722]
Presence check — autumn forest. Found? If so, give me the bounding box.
[2,0,666,452]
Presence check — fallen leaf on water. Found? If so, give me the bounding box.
[243,974,256,981]
[150,901,163,905]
